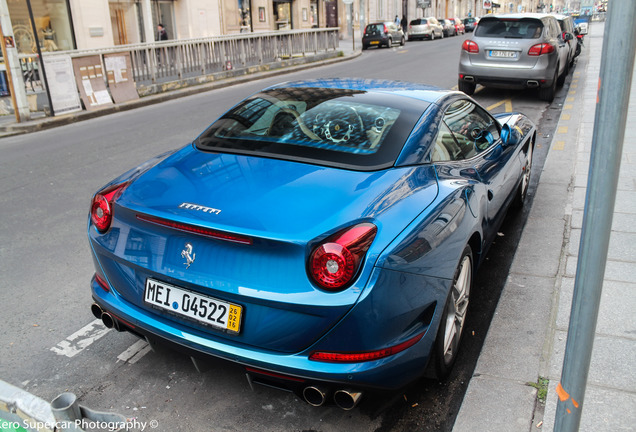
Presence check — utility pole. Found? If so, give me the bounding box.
[0,0,30,122]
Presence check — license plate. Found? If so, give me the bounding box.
[144,278,242,334]
[370,41,380,45]
[489,50,517,58]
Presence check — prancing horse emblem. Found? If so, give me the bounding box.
[181,243,196,269]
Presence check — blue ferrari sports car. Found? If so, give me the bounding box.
[88,79,535,410]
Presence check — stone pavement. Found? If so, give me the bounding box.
[453,21,636,431]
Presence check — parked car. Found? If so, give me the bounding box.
[463,17,479,32]
[554,13,578,65]
[408,17,444,41]
[448,17,465,35]
[88,78,536,409]
[362,21,405,49]
[439,18,456,37]
[458,13,571,102]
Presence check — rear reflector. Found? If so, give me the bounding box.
[94,273,110,292]
[137,214,252,245]
[309,332,424,363]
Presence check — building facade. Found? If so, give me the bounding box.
[2,0,586,55]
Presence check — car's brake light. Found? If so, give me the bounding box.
[90,182,128,233]
[309,223,377,291]
[136,214,253,245]
[462,40,479,53]
[528,43,555,56]
[383,24,388,34]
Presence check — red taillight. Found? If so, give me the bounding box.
[309,223,377,291]
[94,273,110,292]
[528,43,555,56]
[462,40,479,53]
[91,182,128,233]
[309,332,424,363]
[383,24,388,34]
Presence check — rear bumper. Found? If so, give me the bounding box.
[459,61,556,89]
[89,265,449,391]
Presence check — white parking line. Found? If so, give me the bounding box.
[50,319,111,358]
[117,340,152,364]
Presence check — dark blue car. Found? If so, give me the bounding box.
[88,79,535,409]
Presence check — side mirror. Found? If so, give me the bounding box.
[563,32,574,41]
[501,124,521,147]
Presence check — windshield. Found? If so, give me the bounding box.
[195,87,427,170]
[474,17,543,39]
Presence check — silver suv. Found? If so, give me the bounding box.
[458,13,570,101]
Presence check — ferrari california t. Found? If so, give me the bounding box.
[88,79,535,409]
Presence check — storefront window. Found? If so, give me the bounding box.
[310,0,318,27]
[7,0,75,54]
[273,0,291,29]
[238,0,252,32]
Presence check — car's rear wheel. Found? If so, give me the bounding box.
[400,35,405,46]
[386,37,393,47]
[513,139,533,209]
[430,245,473,380]
[430,32,435,41]
[458,80,476,95]
[539,69,558,102]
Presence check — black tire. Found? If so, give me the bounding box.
[513,139,533,209]
[539,69,558,102]
[400,36,405,46]
[386,37,393,47]
[430,32,435,41]
[362,44,368,50]
[430,245,473,380]
[458,80,476,95]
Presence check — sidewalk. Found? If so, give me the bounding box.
[453,21,636,431]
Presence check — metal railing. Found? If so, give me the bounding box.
[18,28,340,94]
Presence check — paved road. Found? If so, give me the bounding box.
[0,34,575,432]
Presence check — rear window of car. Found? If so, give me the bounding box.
[195,88,428,170]
[365,23,385,34]
[410,19,422,25]
[474,17,543,39]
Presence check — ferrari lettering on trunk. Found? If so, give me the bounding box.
[179,202,222,215]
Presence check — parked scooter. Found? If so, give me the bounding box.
[574,25,586,58]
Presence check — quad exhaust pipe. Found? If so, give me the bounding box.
[91,303,122,331]
[301,386,363,410]
[333,389,363,410]
[302,386,328,407]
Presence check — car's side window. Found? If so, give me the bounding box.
[432,122,462,162]
[442,100,500,159]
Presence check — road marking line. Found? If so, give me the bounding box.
[567,97,575,102]
[486,98,512,112]
[117,340,152,364]
[562,113,571,120]
[50,320,111,358]
[564,104,573,110]
[558,126,568,134]
[554,141,565,150]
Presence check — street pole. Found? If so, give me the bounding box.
[25,0,54,116]
[0,0,30,121]
[554,2,636,431]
